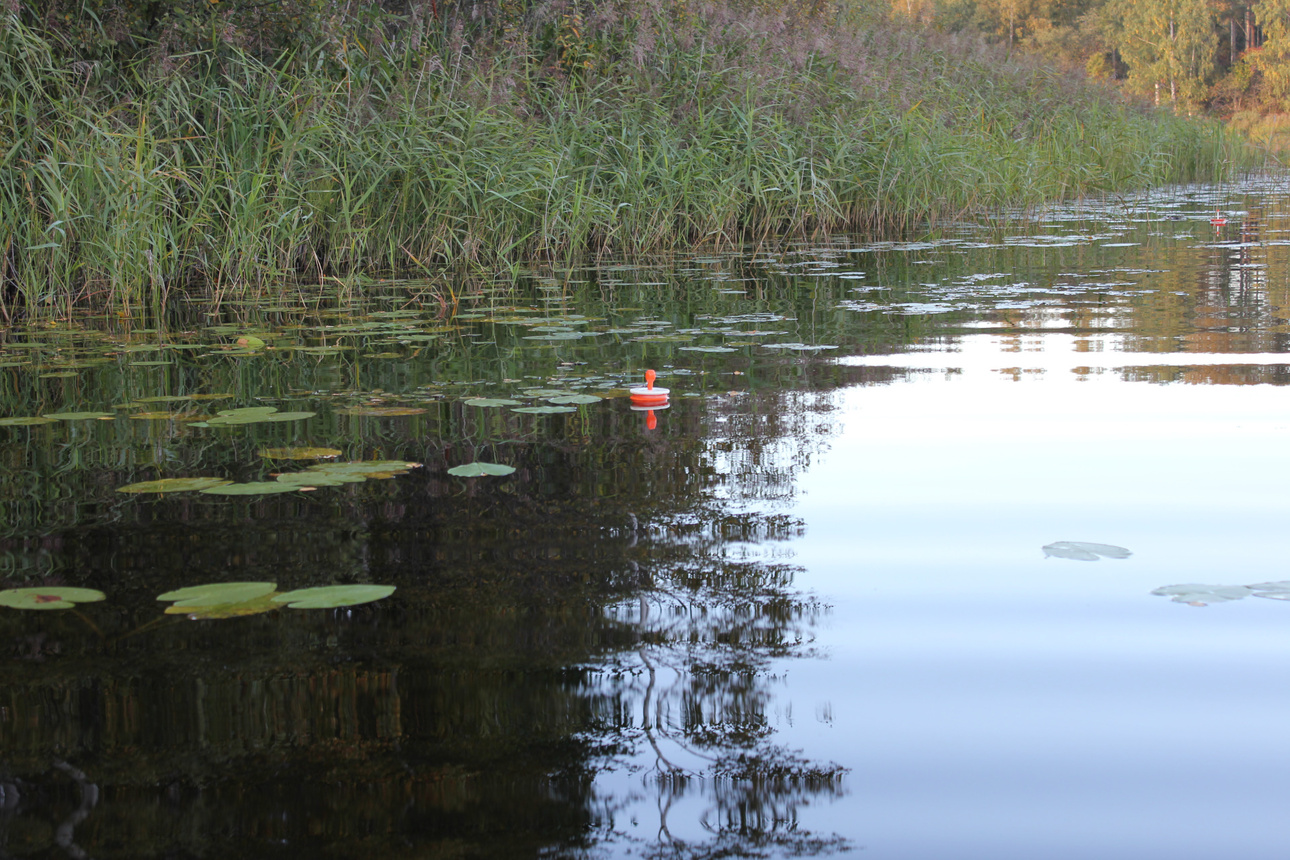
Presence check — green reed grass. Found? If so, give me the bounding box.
[0,7,1254,314]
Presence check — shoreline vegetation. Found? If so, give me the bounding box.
[1,2,1253,315]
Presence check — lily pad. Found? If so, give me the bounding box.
[158,582,277,607]
[166,593,281,619]
[274,473,356,487]
[259,447,343,460]
[205,407,316,426]
[511,406,578,414]
[1250,581,1290,600]
[338,406,427,417]
[129,411,203,421]
[200,482,302,495]
[546,394,602,405]
[117,477,233,494]
[447,461,516,477]
[678,346,738,353]
[308,460,421,475]
[234,335,267,349]
[0,416,58,426]
[761,342,839,351]
[271,584,396,609]
[1042,541,1132,561]
[464,398,523,407]
[43,411,114,420]
[1151,584,1252,605]
[0,587,107,611]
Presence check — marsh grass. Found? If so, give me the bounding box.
[1,5,1250,314]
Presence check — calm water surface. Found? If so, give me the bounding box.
[4,176,1290,858]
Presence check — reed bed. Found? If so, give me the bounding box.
[0,7,1248,313]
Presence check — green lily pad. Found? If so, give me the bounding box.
[158,582,277,607]
[0,587,107,610]
[39,371,79,378]
[234,335,267,349]
[308,460,421,475]
[43,411,115,420]
[464,398,522,407]
[200,482,302,495]
[511,406,578,414]
[274,473,356,487]
[447,461,517,477]
[546,394,602,405]
[338,406,427,417]
[678,346,738,353]
[117,477,233,494]
[0,416,58,426]
[205,407,316,425]
[271,584,396,609]
[129,411,203,421]
[167,593,281,619]
[259,447,343,460]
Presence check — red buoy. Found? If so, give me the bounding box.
[629,369,670,409]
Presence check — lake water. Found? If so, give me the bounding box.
[3,175,1290,858]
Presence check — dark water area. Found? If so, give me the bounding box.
[4,176,1290,858]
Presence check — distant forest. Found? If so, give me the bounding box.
[16,0,1290,119]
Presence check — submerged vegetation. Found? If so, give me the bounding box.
[3,1,1249,313]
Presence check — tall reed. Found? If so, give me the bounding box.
[0,6,1252,314]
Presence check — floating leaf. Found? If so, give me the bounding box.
[205,407,316,426]
[338,406,427,417]
[234,335,266,349]
[158,582,277,607]
[129,411,203,421]
[1249,581,1290,600]
[464,398,522,407]
[1151,584,1252,605]
[447,461,516,477]
[0,416,58,426]
[129,361,172,367]
[271,584,396,609]
[117,477,233,494]
[678,346,738,353]
[276,471,362,486]
[167,593,281,619]
[1042,541,1132,561]
[200,482,302,495]
[39,371,78,378]
[761,342,838,351]
[546,394,602,405]
[511,406,578,414]
[259,447,343,460]
[308,460,421,475]
[0,587,106,611]
[44,411,114,420]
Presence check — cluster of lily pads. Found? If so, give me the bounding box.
[117,459,427,496]
[116,451,519,496]
[0,582,395,617]
[1151,581,1290,607]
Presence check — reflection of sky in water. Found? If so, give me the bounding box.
[777,346,1290,858]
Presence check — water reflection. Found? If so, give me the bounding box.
[7,175,1290,855]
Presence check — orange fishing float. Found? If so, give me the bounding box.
[629,369,670,429]
[629,369,670,408]
[1211,210,1228,227]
